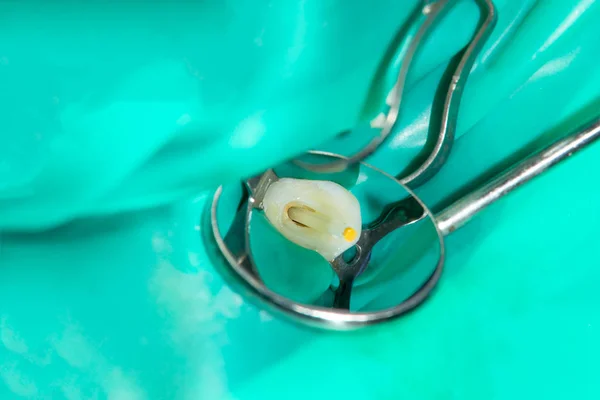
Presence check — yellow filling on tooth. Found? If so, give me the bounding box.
[342,227,357,242]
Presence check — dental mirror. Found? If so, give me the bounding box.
[204,151,444,329]
[203,116,600,330]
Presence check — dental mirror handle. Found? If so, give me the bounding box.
[435,116,600,236]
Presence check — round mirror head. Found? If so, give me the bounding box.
[204,152,445,330]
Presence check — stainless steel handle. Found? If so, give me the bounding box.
[435,116,600,236]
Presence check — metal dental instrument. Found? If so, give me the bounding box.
[328,195,426,309]
[204,115,600,330]
[293,0,497,190]
[398,0,496,188]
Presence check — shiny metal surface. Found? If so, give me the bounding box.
[329,194,426,309]
[398,0,497,187]
[209,114,600,330]
[203,0,600,331]
[436,115,600,236]
[206,153,445,330]
[3,1,600,396]
[293,0,496,180]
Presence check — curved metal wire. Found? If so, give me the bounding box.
[398,0,497,187]
[293,0,453,174]
[295,0,497,189]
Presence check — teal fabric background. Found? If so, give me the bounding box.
[1,1,600,398]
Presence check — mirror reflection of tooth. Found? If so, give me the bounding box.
[262,178,362,261]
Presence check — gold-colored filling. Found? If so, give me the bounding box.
[342,227,357,242]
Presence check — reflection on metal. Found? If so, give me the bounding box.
[206,114,600,330]
[204,0,600,330]
[329,195,426,309]
[399,0,497,188]
[294,0,497,190]
[206,153,444,330]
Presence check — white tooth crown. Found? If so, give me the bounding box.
[261,178,362,261]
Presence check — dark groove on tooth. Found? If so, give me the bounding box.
[291,220,309,228]
[285,204,315,228]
